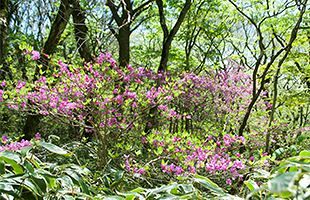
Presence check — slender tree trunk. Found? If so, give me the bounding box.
[156,0,191,72]
[158,40,172,72]
[238,1,307,136]
[71,0,93,62]
[118,25,130,67]
[265,65,281,153]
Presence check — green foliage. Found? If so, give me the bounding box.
[245,150,310,199]
[0,142,93,199]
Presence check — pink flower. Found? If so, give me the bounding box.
[249,156,254,162]
[115,95,123,105]
[233,160,245,169]
[31,50,40,60]
[35,132,41,140]
[1,81,6,87]
[0,89,3,102]
[168,109,177,118]
[174,166,183,175]
[16,81,26,90]
[226,178,232,185]
[158,104,168,111]
[124,155,131,171]
[126,92,137,99]
[141,136,147,144]
[2,135,8,143]
[188,166,196,174]
[137,168,145,175]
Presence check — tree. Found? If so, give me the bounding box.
[227,0,308,138]
[107,0,155,67]
[156,0,191,72]
[24,0,94,139]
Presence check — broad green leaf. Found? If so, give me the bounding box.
[244,180,259,191]
[0,156,23,174]
[39,142,69,155]
[299,150,310,157]
[22,179,42,197]
[299,174,310,189]
[193,175,225,195]
[267,172,299,194]
[65,170,89,194]
[0,151,21,163]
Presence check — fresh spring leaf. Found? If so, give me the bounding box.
[39,142,69,155]
[193,175,225,195]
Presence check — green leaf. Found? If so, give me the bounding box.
[103,196,125,200]
[0,183,18,197]
[267,172,299,195]
[0,151,21,163]
[193,175,225,195]
[24,160,35,173]
[299,174,310,189]
[244,180,259,191]
[22,179,42,197]
[39,142,69,155]
[0,161,5,174]
[299,150,310,157]
[0,156,24,174]
[65,170,90,194]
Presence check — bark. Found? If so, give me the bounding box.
[118,25,130,67]
[43,0,71,56]
[156,0,192,72]
[71,0,93,62]
[36,0,71,75]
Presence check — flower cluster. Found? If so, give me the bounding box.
[141,132,248,183]
[0,133,41,152]
[31,50,40,60]
[0,136,31,152]
[124,155,146,175]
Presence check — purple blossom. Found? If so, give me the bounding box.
[0,139,31,152]
[35,133,41,140]
[16,81,26,90]
[1,81,6,87]
[233,160,245,170]
[31,50,40,60]
[0,89,3,102]
[2,135,8,143]
[226,178,232,185]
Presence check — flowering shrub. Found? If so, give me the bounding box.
[124,131,249,187]
[0,52,267,189]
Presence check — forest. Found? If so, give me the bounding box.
[0,0,309,199]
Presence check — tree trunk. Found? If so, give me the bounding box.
[24,0,72,139]
[36,0,71,75]
[158,40,171,72]
[118,26,130,67]
[156,0,191,72]
[71,0,93,62]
